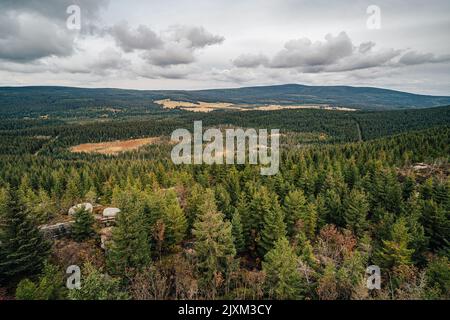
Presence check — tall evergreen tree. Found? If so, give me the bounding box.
[162,190,187,249]
[72,207,95,242]
[376,218,414,269]
[69,263,129,300]
[231,209,245,254]
[258,195,286,258]
[262,237,302,299]
[0,198,50,282]
[343,189,369,237]
[421,199,449,252]
[283,190,307,238]
[107,187,151,276]
[192,189,236,298]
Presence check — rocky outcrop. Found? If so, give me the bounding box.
[68,203,93,216]
[103,207,121,218]
[100,227,113,250]
[39,221,74,239]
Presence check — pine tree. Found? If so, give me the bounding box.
[377,218,414,269]
[0,187,10,227]
[303,202,318,240]
[185,184,206,230]
[15,263,66,300]
[69,263,129,300]
[262,237,302,299]
[247,186,286,257]
[72,206,95,242]
[192,189,236,299]
[107,187,151,277]
[162,190,187,249]
[283,190,307,237]
[258,194,286,258]
[215,185,232,219]
[323,189,344,227]
[421,199,449,252]
[0,199,51,282]
[343,189,369,237]
[231,209,245,254]
[63,171,81,208]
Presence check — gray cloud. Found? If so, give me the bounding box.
[399,51,450,65]
[168,25,225,48]
[0,0,108,62]
[233,32,449,74]
[109,24,224,67]
[232,54,269,68]
[0,11,75,62]
[143,44,196,67]
[359,42,376,54]
[0,0,108,22]
[270,32,354,68]
[109,22,163,52]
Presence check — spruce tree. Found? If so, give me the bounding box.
[69,263,129,300]
[376,217,414,269]
[185,184,206,230]
[421,199,449,252]
[72,207,95,242]
[0,199,50,282]
[247,186,286,257]
[283,190,307,238]
[343,189,369,237]
[162,190,187,249]
[258,194,286,258]
[262,237,302,299]
[192,189,236,298]
[107,187,151,277]
[231,209,245,254]
[15,263,66,300]
[323,189,344,227]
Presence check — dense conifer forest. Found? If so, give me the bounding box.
[0,98,448,300]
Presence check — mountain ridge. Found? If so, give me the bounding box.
[1,84,450,111]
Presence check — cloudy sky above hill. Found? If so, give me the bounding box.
[0,0,449,94]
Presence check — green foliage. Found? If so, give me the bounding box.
[107,186,151,276]
[72,207,95,242]
[421,199,449,253]
[0,99,449,300]
[343,189,369,237]
[283,190,307,238]
[0,199,50,282]
[425,256,450,299]
[262,237,302,299]
[258,193,286,258]
[15,263,66,300]
[192,189,236,298]
[68,263,129,300]
[231,209,245,254]
[376,218,415,269]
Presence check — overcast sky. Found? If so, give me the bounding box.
[0,0,449,95]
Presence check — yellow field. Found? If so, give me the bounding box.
[154,99,356,113]
[70,137,159,155]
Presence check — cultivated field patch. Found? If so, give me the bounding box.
[70,137,160,155]
[155,99,357,113]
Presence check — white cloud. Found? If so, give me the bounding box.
[0,12,75,62]
[109,22,163,52]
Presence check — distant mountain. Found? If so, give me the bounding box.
[185,84,450,110]
[1,84,449,113]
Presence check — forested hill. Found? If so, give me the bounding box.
[1,84,450,115]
